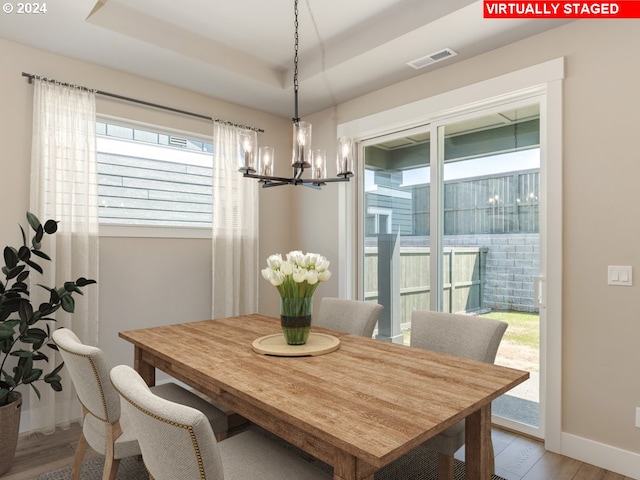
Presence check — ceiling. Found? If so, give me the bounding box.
[0,0,570,118]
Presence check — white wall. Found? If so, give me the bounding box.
[292,19,640,476]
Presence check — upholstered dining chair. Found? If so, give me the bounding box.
[52,328,228,480]
[110,364,331,480]
[410,310,508,480]
[316,297,383,337]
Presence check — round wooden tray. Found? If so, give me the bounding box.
[252,332,340,357]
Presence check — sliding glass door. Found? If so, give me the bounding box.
[361,99,543,436]
[362,127,430,343]
[437,103,541,433]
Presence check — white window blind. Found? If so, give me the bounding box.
[96,121,213,227]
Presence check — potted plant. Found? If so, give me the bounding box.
[0,212,95,475]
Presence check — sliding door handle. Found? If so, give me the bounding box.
[533,276,545,308]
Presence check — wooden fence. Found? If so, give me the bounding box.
[363,246,487,325]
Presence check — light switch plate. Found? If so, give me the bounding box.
[608,266,633,286]
[636,407,640,428]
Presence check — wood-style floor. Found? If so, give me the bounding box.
[3,423,634,480]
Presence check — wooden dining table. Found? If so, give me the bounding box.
[119,314,528,480]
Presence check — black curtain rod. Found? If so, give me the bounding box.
[21,72,264,133]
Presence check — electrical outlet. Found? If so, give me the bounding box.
[636,407,640,428]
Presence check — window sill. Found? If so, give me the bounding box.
[99,224,211,239]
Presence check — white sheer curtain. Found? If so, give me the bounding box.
[29,79,99,433]
[212,124,259,317]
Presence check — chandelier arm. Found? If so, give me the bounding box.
[242,172,292,182]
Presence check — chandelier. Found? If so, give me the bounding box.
[238,0,354,188]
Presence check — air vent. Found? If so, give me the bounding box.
[407,48,457,70]
[169,136,188,148]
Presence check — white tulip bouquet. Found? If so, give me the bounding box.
[261,250,331,298]
[261,250,331,344]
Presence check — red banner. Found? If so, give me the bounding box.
[484,1,640,18]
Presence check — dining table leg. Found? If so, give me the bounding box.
[332,451,376,480]
[133,345,156,386]
[465,403,495,479]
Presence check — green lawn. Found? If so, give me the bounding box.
[480,310,539,349]
[402,310,540,351]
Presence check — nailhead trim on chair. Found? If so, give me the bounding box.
[56,343,111,424]
[112,385,207,480]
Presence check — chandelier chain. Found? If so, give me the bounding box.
[293,0,300,122]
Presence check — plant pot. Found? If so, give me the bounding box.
[280,297,313,345]
[0,395,22,476]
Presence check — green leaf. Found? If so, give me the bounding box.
[60,295,75,313]
[30,383,41,400]
[7,391,21,404]
[43,219,58,234]
[12,365,23,384]
[17,246,30,261]
[31,249,51,261]
[46,287,60,304]
[18,301,33,324]
[32,226,44,249]
[23,368,42,384]
[3,246,18,269]
[25,258,43,274]
[50,362,64,376]
[10,349,34,358]
[16,270,29,283]
[26,212,41,232]
[0,324,14,340]
[44,373,60,382]
[19,225,26,247]
[24,328,47,348]
[76,277,97,287]
[19,317,28,335]
[3,319,20,329]
[49,381,62,392]
[64,282,82,294]
[5,265,25,280]
[2,374,16,388]
[38,302,55,316]
[28,310,42,325]
[12,281,29,292]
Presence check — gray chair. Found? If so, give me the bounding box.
[410,311,507,480]
[110,364,331,480]
[316,297,383,337]
[52,328,228,480]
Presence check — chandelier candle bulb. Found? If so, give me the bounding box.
[337,136,355,175]
[258,146,274,176]
[292,121,312,167]
[312,150,326,179]
[239,130,256,172]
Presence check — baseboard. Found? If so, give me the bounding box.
[561,432,640,479]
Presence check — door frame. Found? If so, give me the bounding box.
[337,57,563,450]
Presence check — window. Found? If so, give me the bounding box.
[97,120,213,227]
